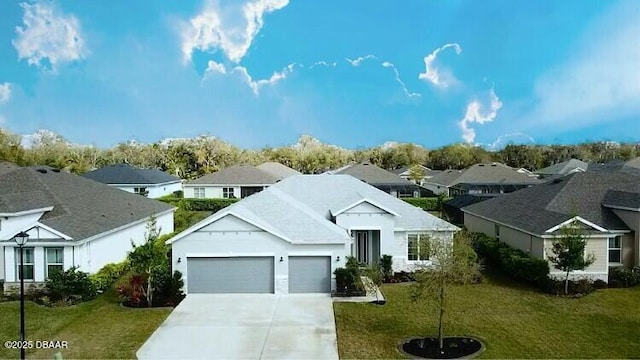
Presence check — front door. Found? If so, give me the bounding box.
[355,231,368,264]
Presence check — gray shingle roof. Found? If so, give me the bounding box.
[255,162,301,179]
[187,165,279,185]
[83,164,180,185]
[535,159,588,176]
[392,165,441,177]
[0,167,174,241]
[601,190,640,210]
[426,162,542,187]
[0,161,19,176]
[463,171,640,234]
[331,163,416,186]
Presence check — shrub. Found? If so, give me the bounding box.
[335,257,365,296]
[46,266,97,303]
[90,261,130,292]
[471,232,550,287]
[608,267,640,288]
[390,271,416,283]
[593,279,608,289]
[402,197,447,211]
[172,190,184,198]
[178,198,238,212]
[380,255,393,281]
[540,278,596,296]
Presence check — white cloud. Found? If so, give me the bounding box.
[459,88,503,143]
[486,132,536,150]
[181,0,289,64]
[310,60,337,68]
[0,83,11,103]
[382,61,421,98]
[418,43,462,87]
[520,2,640,132]
[232,63,295,95]
[13,2,87,71]
[204,60,227,76]
[345,54,376,66]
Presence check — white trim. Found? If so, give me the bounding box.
[544,216,608,233]
[333,198,401,217]
[185,252,276,258]
[287,251,335,256]
[602,204,640,212]
[107,180,181,187]
[32,222,73,240]
[76,208,176,246]
[183,183,272,187]
[0,206,54,217]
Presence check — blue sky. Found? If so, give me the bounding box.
[0,0,639,149]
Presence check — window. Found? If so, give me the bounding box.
[223,187,235,199]
[609,236,622,263]
[193,187,206,199]
[134,187,148,196]
[408,234,431,261]
[495,224,501,241]
[46,248,64,277]
[15,247,35,281]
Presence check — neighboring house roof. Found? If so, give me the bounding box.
[169,174,458,245]
[462,171,640,235]
[329,162,417,186]
[587,157,640,176]
[255,162,301,179]
[187,165,279,185]
[426,162,542,187]
[535,159,588,176]
[0,167,174,241]
[444,194,498,210]
[83,164,180,185]
[392,165,442,178]
[0,161,19,176]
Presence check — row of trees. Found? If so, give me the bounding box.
[1,129,639,179]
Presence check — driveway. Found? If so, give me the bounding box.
[136,294,338,360]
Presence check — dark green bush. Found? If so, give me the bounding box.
[402,197,448,211]
[335,257,365,295]
[46,266,97,303]
[90,261,130,292]
[608,267,640,288]
[177,198,238,212]
[154,270,186,307]
[540,278,596,296]
[172,190,184,198]
[380,255,393,280]
[471,232,550,287]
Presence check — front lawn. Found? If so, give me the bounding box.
[334,273,640,359]
[0,291,170,359]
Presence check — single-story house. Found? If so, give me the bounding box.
[327,162,434,197]
[82,163,182,198]
[534,159,588,179]
[423,162,542,197]
[0,166,175,291]
[256,161,301,179]
[462,171,640,282]
[183,164,282,199]
[167,174,458,294]
[392,164,441,186]
[442,194,497,225]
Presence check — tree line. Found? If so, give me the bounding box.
[0,129,638,179]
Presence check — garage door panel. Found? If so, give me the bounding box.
[288,256,331,293]
[187,257,274,293]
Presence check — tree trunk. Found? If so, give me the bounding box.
[564,271,570,295]
[438,285,445,349]
[147,271,153,307]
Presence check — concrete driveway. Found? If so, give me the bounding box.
[136,294,338,360]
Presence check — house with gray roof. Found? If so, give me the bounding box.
[83,163,182,198]
[255,162,301,179]
[183,164,283,199]
[534,158,588,178]
[392,164,441,186]
[423,162,542,197]
[462,171,640,282]
[0,166,175,291]
[328,162,433,197]
[168,174,458,294]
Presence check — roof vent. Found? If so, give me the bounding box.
[491,164,497,167]
[52,168,61,173]
[36,168,47,173]
[478,164,485,167]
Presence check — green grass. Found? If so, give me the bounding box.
[334,273,640,359]
[0,290,170,359]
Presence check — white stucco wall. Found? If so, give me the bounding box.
[183,185,235,199]
[391,230,455,272]
[423,183,449,196]
[114,182,183,198]
[171,214,347,294]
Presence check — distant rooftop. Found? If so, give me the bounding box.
[83,163,181,185]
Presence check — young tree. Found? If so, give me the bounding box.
[127,218,167,307]
[362,264,384,303]
[547,222,596,295]
[410,232,480,350]
[408,164,426,185]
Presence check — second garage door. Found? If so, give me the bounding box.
[187,257,274,293]
[288,256,331,293]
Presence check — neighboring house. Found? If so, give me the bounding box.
[256,162,301,179]
[183,164,280,199]
[442,194,497,225]
[423,162,542,197]
[83,163,182,198]
[516,168,539,178]
[0,167,175,291]
[328,162,433,197]
[462,171,640,282]
[167,174,458,294]
[0,161,19,176]
[534,159,588,179]
[587,157,640,176]
[392,164,441,186]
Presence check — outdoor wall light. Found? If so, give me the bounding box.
[177,257,181,263]
[279,256,284,262]
[336,256,340,262]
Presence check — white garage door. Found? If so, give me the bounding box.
[187,257,274,293]
[288,256,332,293]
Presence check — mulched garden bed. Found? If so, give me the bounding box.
[398,336,484,359]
